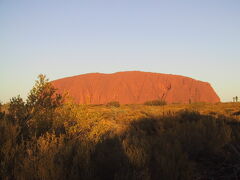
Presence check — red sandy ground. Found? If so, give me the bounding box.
[51,71,220,104]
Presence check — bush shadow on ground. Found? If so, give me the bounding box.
[92,110,240,180]
[2,107,240,180]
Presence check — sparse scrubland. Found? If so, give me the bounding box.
[1,75,240,180]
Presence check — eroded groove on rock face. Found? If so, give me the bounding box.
[51,71,220,104]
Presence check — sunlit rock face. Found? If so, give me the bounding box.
[51,71,220,104]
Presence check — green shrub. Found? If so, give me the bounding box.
[144,99,166,106]
[106,101,120,107]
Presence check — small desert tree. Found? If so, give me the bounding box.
[0,102,4,120]
[27,74,63,110]
[7,96,30,140]
[8,96,28,123]
[5,74,64,138]
[26,74,64,136]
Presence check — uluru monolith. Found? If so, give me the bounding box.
[51,71,220,104]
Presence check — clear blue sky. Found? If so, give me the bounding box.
[1,0,240,102]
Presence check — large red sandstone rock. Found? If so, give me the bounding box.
[51,71,220,104]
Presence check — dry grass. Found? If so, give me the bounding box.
[1,99,240,179]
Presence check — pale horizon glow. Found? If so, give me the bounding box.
[1,0,240,103]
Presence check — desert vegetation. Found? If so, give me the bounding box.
[106,101,120,107]
[144,99,167,106]
[1,75,240,180]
